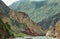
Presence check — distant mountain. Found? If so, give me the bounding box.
[9,0,60,30]
[9,0,60,23]
[37,13,60,30]
[37,0,60,29]
[10,0,46,9]
[9,0,47,23]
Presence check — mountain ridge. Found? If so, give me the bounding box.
[37,13,60,30]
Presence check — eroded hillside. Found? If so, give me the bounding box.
[0,0,44,38]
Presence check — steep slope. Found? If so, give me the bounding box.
[37,0,60,30]
[37,13,60,30]
[0,18,14,39]
[55,20,60,33]
[0,0,10,16]
[10,0,60,23]
[55,20,60,37]
[0,0,44,37]
[9,0,47,23]
[9,10,44,36]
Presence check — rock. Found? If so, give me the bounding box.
[55,20,60,38]
[46,30,54,37]
[9,10,43,36]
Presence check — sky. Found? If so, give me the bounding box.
[2,0,19,6]
[2,0,44,6]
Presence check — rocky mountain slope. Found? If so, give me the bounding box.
[9,0,60,30]
[37,13,60,29]
[0,0,44,38]
[10,0,60,23]
[9,10,44,36]
[55,20,60,33]
[9,0,47,23]
[0,0,10,16]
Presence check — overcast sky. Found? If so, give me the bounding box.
[2,0,44,6]
[2,0,19,6]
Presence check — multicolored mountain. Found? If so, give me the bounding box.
[0,0,60,38]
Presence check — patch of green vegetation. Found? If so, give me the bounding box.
[13,32,30,37]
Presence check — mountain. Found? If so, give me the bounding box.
[9,0,60,23]
[54,20,60,37]
[37,0,60,30]
[55,20,60,33]
[9,0,60,31]
[9,0,60,29]
[10,0,46,9]
[0,17,14,39]
[0,0,10,16]
[9,0,47,23]
[37,13,60,30]
[9,10,44,36]
[0,0,44,37]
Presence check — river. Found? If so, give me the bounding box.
[10,36,57,39]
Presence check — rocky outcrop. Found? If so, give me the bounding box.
[55,20,60,33]
[46,31,53,37]
[45,20,60,37]
[54,20,60,38]
[46,26,55,37]
[9,10,43,36]
[0,0,43,37]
